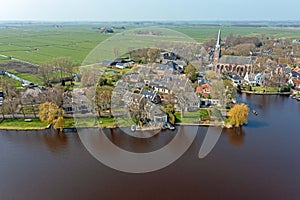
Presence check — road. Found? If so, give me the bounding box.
[0,54,38,67]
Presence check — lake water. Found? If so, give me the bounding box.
[0,94,300,200]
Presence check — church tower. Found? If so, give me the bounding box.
[214,29,221,64]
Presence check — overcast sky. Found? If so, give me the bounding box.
[0,0,299,21]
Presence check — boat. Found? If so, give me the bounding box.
[166,122,175,130]
[131,125,135,132]
[252,109,258,115]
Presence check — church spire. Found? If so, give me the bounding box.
[216,29,221,49]
[214,29,221,64]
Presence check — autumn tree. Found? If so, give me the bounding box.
[184,64,197,82]
[162,103,176,124]
[39,101,65,132]
[234,43,256,56]
[228,104,249,127]
[95,85,113,117]
[205,70,218,80]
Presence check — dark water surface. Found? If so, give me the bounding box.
[0,94,300,200]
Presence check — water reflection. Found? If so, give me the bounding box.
[224,128,245,147]
[43,132,68,153]
[102,127,177,153]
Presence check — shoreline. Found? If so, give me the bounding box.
[0,122,233,131]
[241,91,291,95]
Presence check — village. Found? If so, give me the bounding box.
[0,30,300,130]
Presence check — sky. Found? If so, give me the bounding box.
[0,0,299,21]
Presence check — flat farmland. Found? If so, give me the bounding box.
[170,26,300,43]
[0,25,112,64]
[1,23,300,65]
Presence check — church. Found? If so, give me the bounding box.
[213,30,255,77]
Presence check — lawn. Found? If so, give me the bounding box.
[175,109,210,124]
[252,86,280,93]
[65,116,115,128]
[0,118,48,130]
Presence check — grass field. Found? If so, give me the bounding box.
[1,23,300,66]
[0,25,112,65]
[252,86,280,93]
[170,26,300,43]
[0,118,48,130]
[68,116,115,128]
[175,109,210,123]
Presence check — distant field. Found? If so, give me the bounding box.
[0,25,112,65]
[170,26,300,43]
[1,24,300,65]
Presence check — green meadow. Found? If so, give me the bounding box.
[1,24,300,66]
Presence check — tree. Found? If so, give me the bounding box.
[81,70,99,87]
[45,85,64,107]
[51,57,74,85]
[205,70,217,80]
[162,103,176,124]
[210,80,226,106]
[38,102,65,132]
[234,43,256,56]
[0,76,18,118]
[53,116,65,132]
[228,104,249,127]
[95,85,113,117]
[184,64,197,82]
[39,62,54,86]
[223,79,237,103]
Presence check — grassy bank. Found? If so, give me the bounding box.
[174,109,210,123]
[65,117,115,128]
[0,118,48,130]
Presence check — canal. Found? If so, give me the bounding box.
[0,94,300,199]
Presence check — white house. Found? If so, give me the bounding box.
[244,72,263,86]
[116,63,128,69]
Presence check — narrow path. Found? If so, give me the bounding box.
[0,54,38,67]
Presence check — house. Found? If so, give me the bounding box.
[229,73,243,86]
[292,39,300,44]
[291,71,300,79]
[196,84,212,98]
[0,91,3,105]
[63,89,92,114]
[244,72,256,86]
[145,102,168,123]
[155,64,174,76]
[244,72,263,86]
[160,52,177,60]
[21,87,44,105]
[103,60,113,67]
[199,98,221,107]
[116,63,128,69]
[153,112,168,123]
[255,73,264,86]
[99,27,114,34]
[0,67,5,75]
[289,78,300,89]
[140,89,161,104]
[150,83,171,94]
[174,60,187,71]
